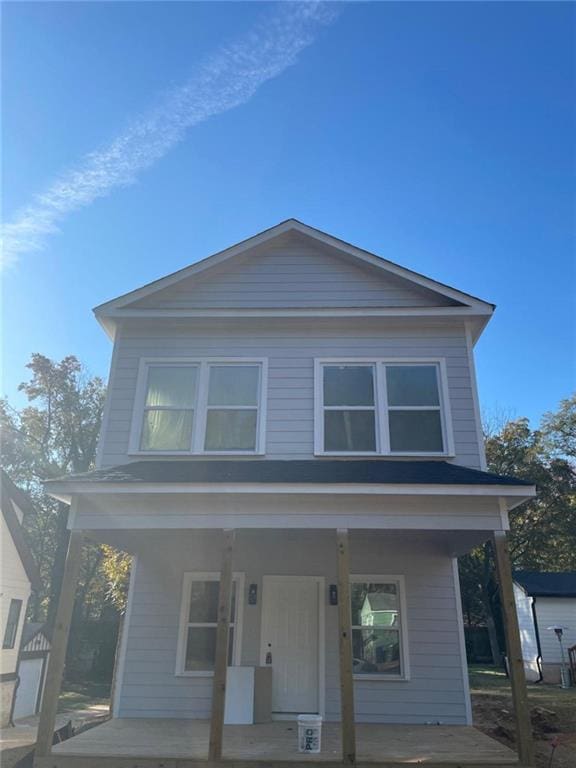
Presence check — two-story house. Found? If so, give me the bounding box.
[37,221,536,768]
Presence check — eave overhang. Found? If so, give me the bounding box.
[93,220,495,343]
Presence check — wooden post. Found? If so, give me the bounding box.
[208,529,235,762]
[35,531,84,758]
[492,530,535,767]
[336,529,356,764]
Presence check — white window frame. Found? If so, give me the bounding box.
[175,571,245,677]
[350,574,410,681]
[129,358,268,455]
[314,358,454,457]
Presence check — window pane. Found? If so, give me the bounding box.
[2,599,22,649]
[324,410,376,452]
[205,410,257,451]
[208,366,259,406]
[352,629,401,676]
[323,366,374,406]
[188,581,237,623]
[389,410,443,452]
[184,627,234,671]
[141,410,193,450]
[351,583,398,626]
[386,365,439,406]
[145,366,197,408]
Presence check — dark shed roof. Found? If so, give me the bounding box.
[1,470,41,589]
[513,571,576,598]
[47,459,533,487]
[21,622,49,648]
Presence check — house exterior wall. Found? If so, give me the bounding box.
[534,597,576,683]
[0,515,31,726]
[129,238,458,310]
[72,493,505,533]
[513,583,540,682]
[97,317,482,470]
[114,530,471,725]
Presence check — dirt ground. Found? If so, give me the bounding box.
[470,666,576,768]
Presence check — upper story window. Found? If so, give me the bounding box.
[315,360,453,456]
[131,359,266,454]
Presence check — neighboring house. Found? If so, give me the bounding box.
[0,470,40,727]
[39,220,536,767]
[13,622,51,720]
[514,571,576,684]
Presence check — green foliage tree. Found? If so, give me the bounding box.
[0,354,131,628]
[459,396,576,664]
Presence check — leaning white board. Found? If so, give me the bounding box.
[224,667,255,725]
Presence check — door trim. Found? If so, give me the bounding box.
[260,575,325,719]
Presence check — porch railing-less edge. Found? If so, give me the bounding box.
[33,517,535,768]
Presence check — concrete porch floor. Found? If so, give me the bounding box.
[50,718,519,764]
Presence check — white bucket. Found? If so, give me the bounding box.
[298,714,322,753]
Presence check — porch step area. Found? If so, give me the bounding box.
[50,718,519,764]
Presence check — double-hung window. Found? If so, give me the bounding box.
[2,598,23,649]
[316,360,451,455]
[350,576,408,679]
[176,573,244,675]
[132,360,266,454]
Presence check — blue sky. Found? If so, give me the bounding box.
[2,1,574,425]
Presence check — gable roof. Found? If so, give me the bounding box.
[21,621,50,649]
[94,219,495,340]
[514,571,576,598]
[1,470,41,589]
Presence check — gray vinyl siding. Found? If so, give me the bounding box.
[130,238,459,309]
[98,318,482,469]
[73,493,504,532]
[116,530,469,724]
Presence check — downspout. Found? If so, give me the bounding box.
[530,596,544,682]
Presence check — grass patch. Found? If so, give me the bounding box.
[58,681,110,713]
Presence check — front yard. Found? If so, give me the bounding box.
[470,665,576,768]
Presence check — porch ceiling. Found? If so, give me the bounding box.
[82,527,494,557]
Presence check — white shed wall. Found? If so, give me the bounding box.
[534,597,576,664]
[0,515,31,677]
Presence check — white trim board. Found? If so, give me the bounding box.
[452,557,473,725]
[47,481,536,504]
[112,555,137,717]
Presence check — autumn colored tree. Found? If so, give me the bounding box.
[459,397,576,664]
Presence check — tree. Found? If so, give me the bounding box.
[541,394,576,459]
[0,354,131,628]
[459,398,576,664]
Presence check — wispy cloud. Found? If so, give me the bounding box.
[1,2,340,267]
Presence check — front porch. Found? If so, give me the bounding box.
[46,718,519,767]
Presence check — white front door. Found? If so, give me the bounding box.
[260,577,321,715]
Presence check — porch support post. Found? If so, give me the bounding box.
[492,529,535,767]
[336,528,356,764]
[35,531,84,758]
[208,528,235,762]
